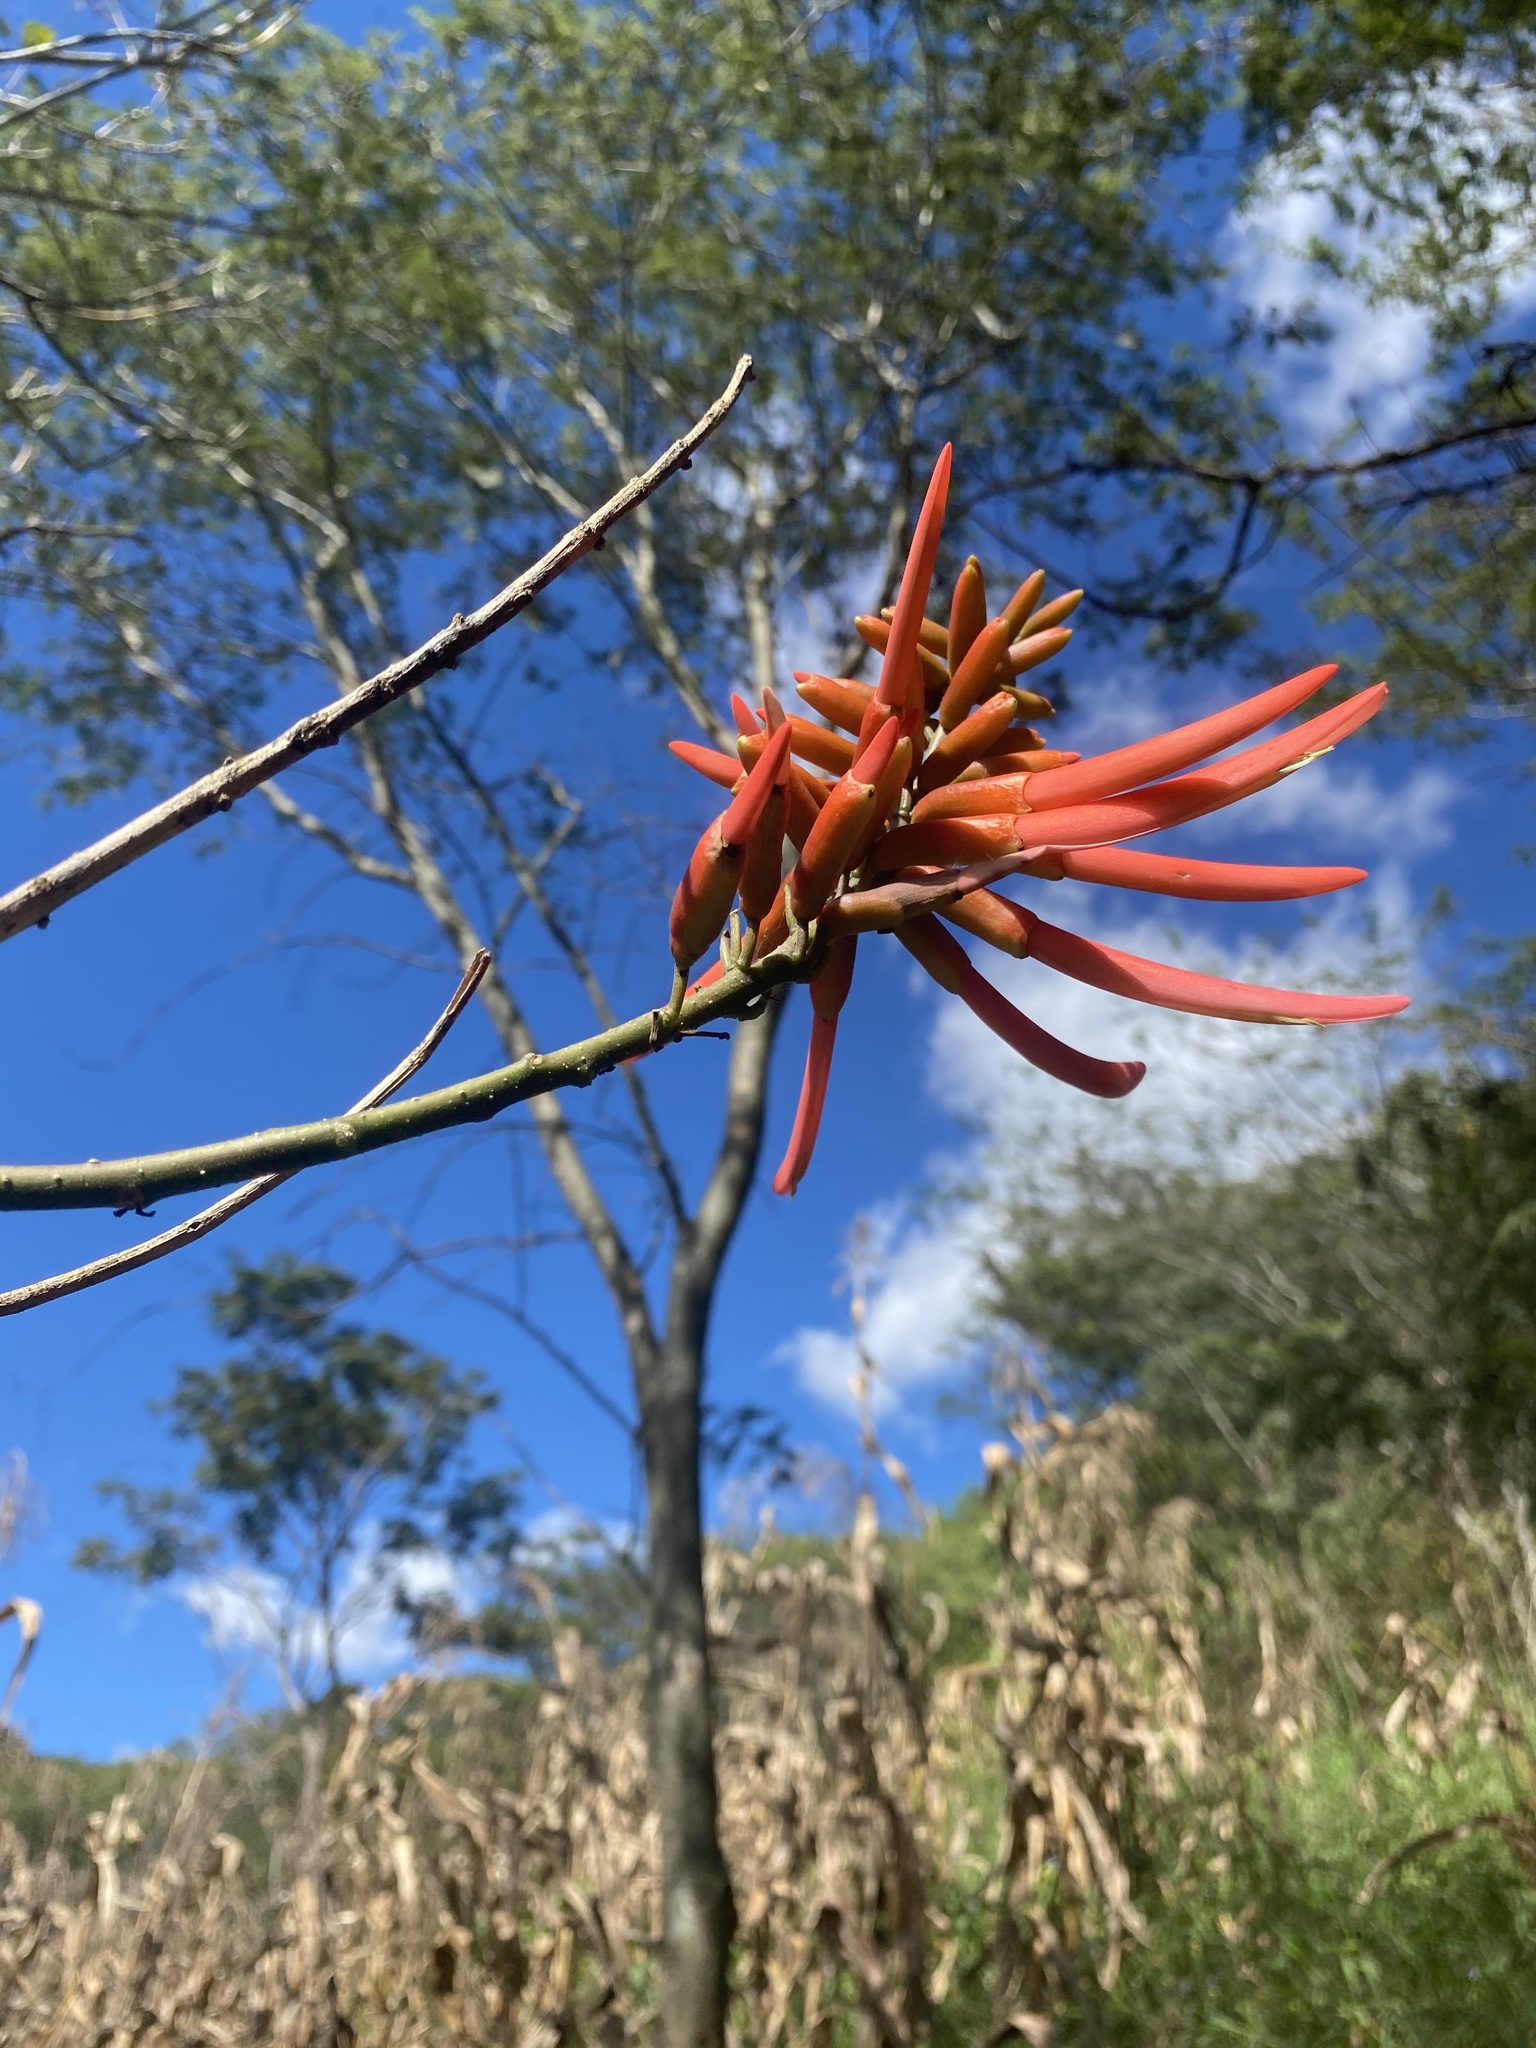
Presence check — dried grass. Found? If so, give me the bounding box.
[0,1412,1206,2046]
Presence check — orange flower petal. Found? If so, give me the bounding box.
[1022,912,1410,1025]
[895,915,1144,1097]
[789,720,901,919]
[669,739,743,792]
[772,939,858,1195]
[878,446,953,714]
[938,615,1016,730]
[947,556,988,673]
[1023,663,1337,812]
[794,670,873,735]
[917,690,1019,794]
[1058,847,1367,901]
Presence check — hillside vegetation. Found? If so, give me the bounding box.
[6,1367,1536,2042]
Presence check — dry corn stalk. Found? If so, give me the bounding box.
[0,1412,1209,2046]
[975,1406,1204,2019]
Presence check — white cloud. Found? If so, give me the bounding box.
[1224,177,1435,443]
[180,1536,466,1692]
[930,875,1423,1165]
[782,876,1430,1423]
[775,1203,991,1418]
[1184,755,1461,857]
[1032,653,1463,862]
[1225,88,1536,445]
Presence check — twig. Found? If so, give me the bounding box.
[0,1595,41,1725]
[368,1229,638,1438]
[1356,1812,1532,1905]
[0,355,754,946]
[0,953,491,1315]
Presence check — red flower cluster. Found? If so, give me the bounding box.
[666,447,1408,1195]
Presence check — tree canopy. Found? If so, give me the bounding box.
[77,1255,520,1704]
[987,1060,1536,1529]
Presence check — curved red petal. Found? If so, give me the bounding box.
[878,446,953,712]
[787,715,856,777]
[669,739,743,792]
[1008,684,1390,855]
[937,615,1015,730]
[1023,664,1337,811]
[850,712,901,785]
[772,1012,841,1195]
[719,722,792,847]
[794,670,874,735]
[811,935,859,1022]
[1023,914,1410,1024]
[894,916,1142,1097]
[954,959,1145,1097]
[947,556,988,671]
[874,814,1025,870]
[730,692,763,737]
[1059,846,1367,901]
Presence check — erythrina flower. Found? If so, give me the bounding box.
[665,446,1409,1194]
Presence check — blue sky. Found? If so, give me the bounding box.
[2,0,1533,1759]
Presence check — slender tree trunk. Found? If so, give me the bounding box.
[639,995,783,2048]
[298,1706,327,1842]
[640,1328,735,2048]
[287,583,783,2048]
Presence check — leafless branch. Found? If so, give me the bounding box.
[369,1228,638,1439]
[0,952,491,1317]
[0,0,298,134]
[0,354,754,946]
[415,697,687,1222]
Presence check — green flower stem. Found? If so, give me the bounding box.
[0,946,804,1213]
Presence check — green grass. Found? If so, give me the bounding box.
[1092,1731,1536,2047]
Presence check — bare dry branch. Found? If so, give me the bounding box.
[0,1594,40,1725]
[0,355,754,947]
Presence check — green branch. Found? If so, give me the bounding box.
[0,948,806,1213]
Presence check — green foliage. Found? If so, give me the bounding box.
[0,1744,170,1864]
[0,0,1311,827]
[1243,0,1536,156]
[1312,344,1536,748]
[1089,1732,1536,2046]
[76,1256,520,1703]
[987,1065,1536,1521]
[1232,0,1536,752]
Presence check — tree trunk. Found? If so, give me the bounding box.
[641,1331,735,2048]
[298,1705,327,1843]
[325,675,782,2047]
[639,995,783,2048]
